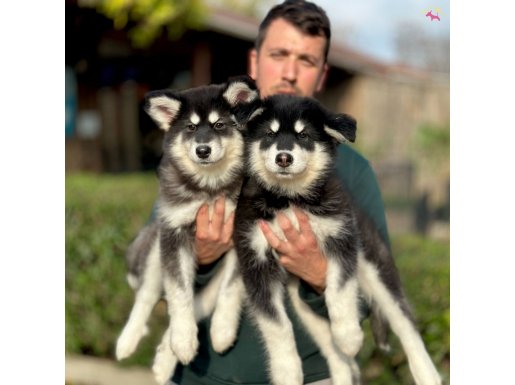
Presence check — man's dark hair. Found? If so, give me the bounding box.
[255,0,331,62]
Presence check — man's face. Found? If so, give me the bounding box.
[249,18,328,98]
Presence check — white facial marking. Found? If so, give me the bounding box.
[190,112,200,125]
[270,119,280,133]
[208,111,219,124]
[294,120,305,134]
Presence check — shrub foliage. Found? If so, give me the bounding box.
[65,172,449,382]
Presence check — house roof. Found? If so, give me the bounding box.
[206,6,395,76]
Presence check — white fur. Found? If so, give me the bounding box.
[357,254,441,385]
[325,258,363,357]
[287,278,356,385]
[248,107,264,122]
[324,125,348,143]
[208,111,220,124]
[223,81,258,105]
[164,247,198,364]
[190,112,200,125]
[253,283,303,385]
[249,141,332,198]
[249,223,273,263]
[210,249,245,352]
[152,257,231,384]
[270,119,280,133]
[159,199,205,229]
[147,96,181,132]
[169,132,244,190]
[116,237,162,360]
[294,120,305,134]
[152,326,178,385]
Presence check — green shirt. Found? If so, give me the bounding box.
[171,144,390,385]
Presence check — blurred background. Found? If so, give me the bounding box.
[65,0,449,384]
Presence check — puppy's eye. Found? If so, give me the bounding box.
[266,130,276,138]
[298,132,308,139]
[214,122,225,130]
[187,123,197,132]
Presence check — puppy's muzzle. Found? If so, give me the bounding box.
[196,145,212,159]
[275,152,293,168]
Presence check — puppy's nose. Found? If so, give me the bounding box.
[196,145,211,159]
[275,152,293,168]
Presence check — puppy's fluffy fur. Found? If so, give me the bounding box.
[232,95,441,385]
[115,76,257,384]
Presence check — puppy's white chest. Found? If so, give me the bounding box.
[267,206,345,242]
[159,198,236,229]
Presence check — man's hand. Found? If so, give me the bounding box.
[259,208,327,294]
[195,196,234,265]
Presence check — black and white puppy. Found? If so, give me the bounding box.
[115,76,257,384]
[233,95,441,385]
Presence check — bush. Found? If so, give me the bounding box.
[65,172,450,382]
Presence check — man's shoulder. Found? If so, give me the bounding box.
[335,144,374,184]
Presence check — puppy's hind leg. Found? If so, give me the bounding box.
[250,281,303,385]
[116,238,162,360]
[210,249,245,353]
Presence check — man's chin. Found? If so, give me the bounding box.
[271,86,300,96]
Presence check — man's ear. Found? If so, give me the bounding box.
[324,112,357,144]
[315,63,329,93]
[249,49,258,80]
[144,91,181,132]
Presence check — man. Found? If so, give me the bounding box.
[172,1,390,384]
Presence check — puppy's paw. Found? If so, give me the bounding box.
[210,323,237,353]
[269,353,303,385]
[170,323,199,364]
[115,324,149,360]
[152,341,178,385]
[332,322,364,358]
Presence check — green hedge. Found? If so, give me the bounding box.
[65,172,449,383]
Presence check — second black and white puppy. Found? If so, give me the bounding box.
[233,95,441,385]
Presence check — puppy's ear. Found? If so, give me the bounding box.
[324,112,357,144]
[223,75,259,106]
[144,91,181,132]
[224,76,262,131]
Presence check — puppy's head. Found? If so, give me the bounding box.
[246,95,356,197]
[144,76,258,180]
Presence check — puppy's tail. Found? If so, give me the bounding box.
[370,304,391,353]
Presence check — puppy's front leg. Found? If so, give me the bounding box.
[325,255,363,358]
[287,277,356,385]
[161,229,198,365]
[210,249,245,353]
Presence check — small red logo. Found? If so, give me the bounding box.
[425,10,441,22]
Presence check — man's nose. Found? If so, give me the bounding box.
[281,58,297,82]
